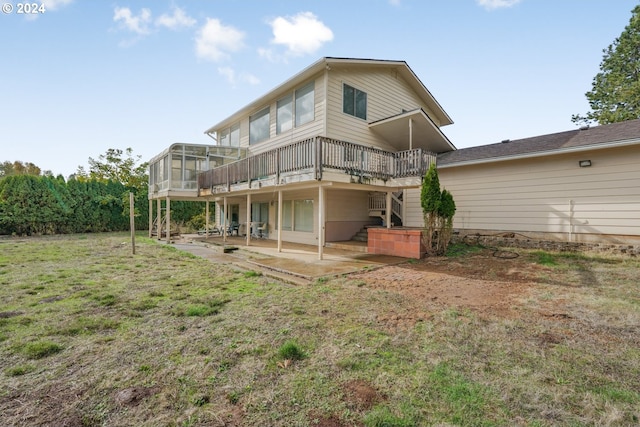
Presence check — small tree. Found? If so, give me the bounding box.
[421,164,456,256]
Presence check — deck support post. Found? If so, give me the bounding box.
[205,200,210,237]
[148,199,153,238]
[318,185,324,260]
[156,198,162,240]
[386,191,392,229]
[277,190,283,252]
[409,118,413,150]
[223,196,227,243]
[165,196,171,243]
[246,193,251,246]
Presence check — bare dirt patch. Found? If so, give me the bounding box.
[352,250,550,326]
[343,379,384,410]
[0,311,23,318]
[114,386,160,406]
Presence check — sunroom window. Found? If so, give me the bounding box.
[219,123,240,147]
[343,83,367,120]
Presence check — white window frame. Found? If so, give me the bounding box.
[343,83,367,120]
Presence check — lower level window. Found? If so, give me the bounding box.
[276,199,313,232]
[294,199,313,232]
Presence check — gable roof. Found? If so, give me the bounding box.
[204,57,453,135]
[437,119,640,168]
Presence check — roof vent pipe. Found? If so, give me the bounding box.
[501,139,510,143]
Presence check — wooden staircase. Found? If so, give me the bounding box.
[368,191,403,226]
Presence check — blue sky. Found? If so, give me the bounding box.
[1,0,637,177]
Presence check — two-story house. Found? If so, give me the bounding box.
[149,57,456,258]
[149,57,640,255]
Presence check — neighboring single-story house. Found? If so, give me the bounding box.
[435,119,640,245]
[148,57,640,257]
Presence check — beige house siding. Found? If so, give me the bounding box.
[325,189,372,241]
[436,145,640,242]
[325,67,432,150]
[403,188,425,228]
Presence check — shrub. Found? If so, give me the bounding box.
[421,163,456,256]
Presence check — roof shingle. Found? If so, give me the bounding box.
[438,118,640,166]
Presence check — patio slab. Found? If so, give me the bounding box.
[167,234,408,283]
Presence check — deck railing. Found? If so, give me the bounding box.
[198,136,436,192]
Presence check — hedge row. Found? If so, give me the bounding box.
[0,175,203,236]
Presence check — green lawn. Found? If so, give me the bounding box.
[0,233,638,426]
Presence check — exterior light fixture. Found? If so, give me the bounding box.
[579,160,592,167]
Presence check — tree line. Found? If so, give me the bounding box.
[0,149,204,236]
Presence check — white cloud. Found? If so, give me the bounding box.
[218,67,235,83]
[389,0,401,6]
[476,0,522,10]
[195,18,245,62]
[40,0,73,11]
[113,7,152,35]
[244,73,260,85]
[257,47,281,63]
[218,67,260,86]
[267,12,333,57]
[156,7,196,30]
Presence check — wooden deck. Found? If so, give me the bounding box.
[198,136,435,194]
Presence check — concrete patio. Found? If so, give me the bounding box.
[168,234,408,284]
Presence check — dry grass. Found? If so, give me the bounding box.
[0,233,638,426]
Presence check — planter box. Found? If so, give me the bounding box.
[367,227,425,259]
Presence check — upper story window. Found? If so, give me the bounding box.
[295,81,315,127]
[276,81,315,135]
[249,107,270,145]
[276,95,293,135]
[219,123,239,147]
[229,123,239,147]
[343,83,367,120]
[219,129,229,146]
